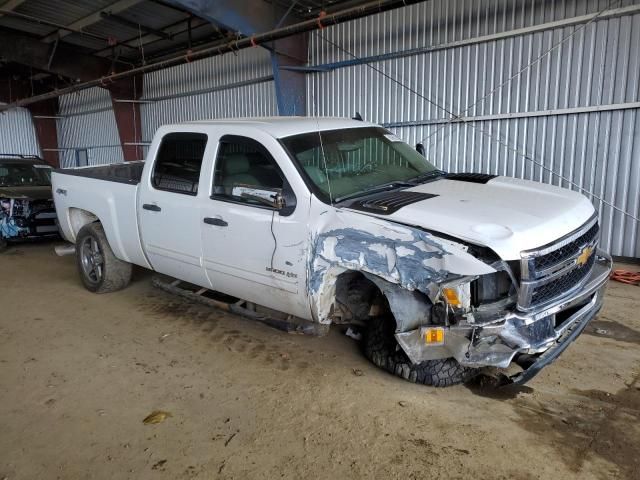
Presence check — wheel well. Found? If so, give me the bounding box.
[68,208,99,240]
[331,270,391,325]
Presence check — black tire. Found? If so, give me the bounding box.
[75,222,132,293]
[364,314,478,387]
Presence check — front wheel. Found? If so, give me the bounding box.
[364,314,478,387]
[75,223,132,293]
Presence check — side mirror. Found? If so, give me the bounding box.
[278,182,297,217]
[416,143,426,157]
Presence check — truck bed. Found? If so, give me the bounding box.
[55,161,145,185]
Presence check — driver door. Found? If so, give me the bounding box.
[200,135,310,319]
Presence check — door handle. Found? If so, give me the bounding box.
[142,204,161,212]
[203,217,228,227]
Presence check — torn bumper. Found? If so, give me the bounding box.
[395,250,612,383]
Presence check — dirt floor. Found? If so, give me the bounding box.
[1,243,639,480]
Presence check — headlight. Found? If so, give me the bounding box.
[435,270,517,325]
[471,270,514,306]
[440,276,476,311]
[10,199,27,217]
[12,217,28,227]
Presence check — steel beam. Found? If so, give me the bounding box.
[27,98,60,167]
[0,28,114,81]
[41,0,145,43]
[304,3,640,73]
[0,0,424,110]
[165,0,308,115]
[0,0,26,17]
[383,102,640,129]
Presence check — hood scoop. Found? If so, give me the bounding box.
[445,172,497,184]
[351,190,438,215]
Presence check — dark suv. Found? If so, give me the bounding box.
[0,155,59,251]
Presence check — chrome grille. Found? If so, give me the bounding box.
[518,217,599,311]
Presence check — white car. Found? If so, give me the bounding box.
[52,117,611,386]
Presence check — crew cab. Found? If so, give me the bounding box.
[1,155,58,251]
[51,118,611,386]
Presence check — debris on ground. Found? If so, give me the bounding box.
[344,327,362,341]
[143,410,172,425]
[594,328,609,335]
[158,333,172,342]
[352,368,364,376]
[610,269,640,285]
[398,401,408,407]
[151,459,167,470]
[224,432,237,447]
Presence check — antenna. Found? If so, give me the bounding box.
[315,119,333,204]
[352,112,363,121]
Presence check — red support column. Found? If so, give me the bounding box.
[1,76,60,167]
[27,98,60,167]
[108,75,144,161]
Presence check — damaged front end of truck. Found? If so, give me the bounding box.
[0,158,59,251]
[308,214,611,385]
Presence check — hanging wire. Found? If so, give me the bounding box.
[313,0,639,223]
[309,70,334,203]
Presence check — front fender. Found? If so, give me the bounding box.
[308,220,495,324]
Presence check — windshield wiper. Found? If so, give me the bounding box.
[334,180,415,203]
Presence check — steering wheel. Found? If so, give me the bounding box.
[355,160,375,175]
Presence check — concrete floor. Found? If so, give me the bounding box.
[1,243,639,480]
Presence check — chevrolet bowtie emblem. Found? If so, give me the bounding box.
[576,245,594,266]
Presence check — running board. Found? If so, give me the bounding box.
[151,276,328,336]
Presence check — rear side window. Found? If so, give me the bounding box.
[152,132,207,195]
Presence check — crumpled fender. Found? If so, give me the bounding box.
[307,209,496,324]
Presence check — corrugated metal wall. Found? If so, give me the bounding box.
[0,107,40,156]
[140,48,278,147]
[308,0,640,258]
[52,47,278,165]
[56,87,124,168]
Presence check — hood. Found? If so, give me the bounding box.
[0,185,53,201]
[350,176,595,260]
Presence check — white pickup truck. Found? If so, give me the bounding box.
[52,117,611,386]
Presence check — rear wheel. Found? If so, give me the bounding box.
[75,223,131,293]
[364,314,478,387]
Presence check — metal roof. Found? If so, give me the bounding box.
[0,0,369,69]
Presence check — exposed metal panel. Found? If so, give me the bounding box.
[58,87,113,115]
[57,87,124,167]
[0,107,40,156]
[141,49,278,143]
[141,80,279,144]
[143,48,273,98]
[308,0,640,258]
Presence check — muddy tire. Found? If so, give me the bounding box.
[364,314,478,387]
[75,222,131,293]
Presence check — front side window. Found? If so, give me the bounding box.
[152,132,207,195]
[212,136,285,208]
[280,127,441,203]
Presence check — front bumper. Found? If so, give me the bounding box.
[395,250,612,384]
[1,212,58,241]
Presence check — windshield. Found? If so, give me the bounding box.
[281,127,441,203]
[0,162,52,187]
